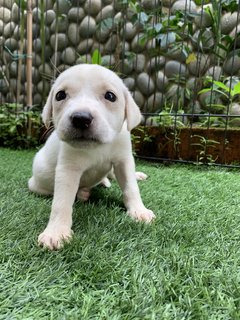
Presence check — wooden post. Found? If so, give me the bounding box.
[26,0,33,108]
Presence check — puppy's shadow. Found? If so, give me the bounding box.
[73,184,124,224]
[71,183,154,249]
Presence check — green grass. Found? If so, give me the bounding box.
[1,148,240,319]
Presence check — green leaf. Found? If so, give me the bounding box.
[212,80,229,92]
[233,82,240,96]
[15,0,27,11]
[198,88,211,94]
[212,89,230,99]
[91,49,102,65]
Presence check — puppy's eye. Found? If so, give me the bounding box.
[56,90,66,101]
[105,91,116,102]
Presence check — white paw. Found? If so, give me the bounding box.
[38,226,73,250]
[28,176,53,196]
[100,177,112,188]
[128,208,155,223]
[77,187,91,202]
[135,171,148,181]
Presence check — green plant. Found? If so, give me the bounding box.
[131,126,153,154]
[191,134,220,164]
[0,104,42,148]
[221,0,239,11]
[191,1,237,65]
[199,78,240,127]
[197,115,226,128]
[155,106,186,127]
[130,2,193,56]
[168,129,182,157]
[77,49,103,65]
[201,78,240,102]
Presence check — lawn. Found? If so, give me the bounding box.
[1,148,240,319]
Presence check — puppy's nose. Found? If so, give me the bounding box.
[71,112,93,130]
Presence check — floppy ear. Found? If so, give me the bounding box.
[42,88,54,128]
[125,90,142,131]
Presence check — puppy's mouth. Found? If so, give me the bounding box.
[71,131,99,141]
[59,129,102,146]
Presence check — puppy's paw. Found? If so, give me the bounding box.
[135,171,148,181]
[100,177,112,188]
[128,208,155,223]
[38,227,73,250]
[77,187,91,202]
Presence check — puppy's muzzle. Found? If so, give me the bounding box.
[71,112,93,130]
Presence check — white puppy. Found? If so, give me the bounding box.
[28,64,155,250]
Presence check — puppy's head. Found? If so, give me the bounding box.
[42,64,141,147]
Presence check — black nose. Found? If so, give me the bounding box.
[71,112,93,130]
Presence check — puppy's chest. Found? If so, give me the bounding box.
[79,161,112,188]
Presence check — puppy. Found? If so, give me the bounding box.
[28,64,155,250]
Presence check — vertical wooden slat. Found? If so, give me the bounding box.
[26,0,33,107]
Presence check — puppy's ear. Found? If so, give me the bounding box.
[42,88,54,128]
[125,90,142,131]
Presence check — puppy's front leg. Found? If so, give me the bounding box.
[38,165,81,250]
[114,157,155,223]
